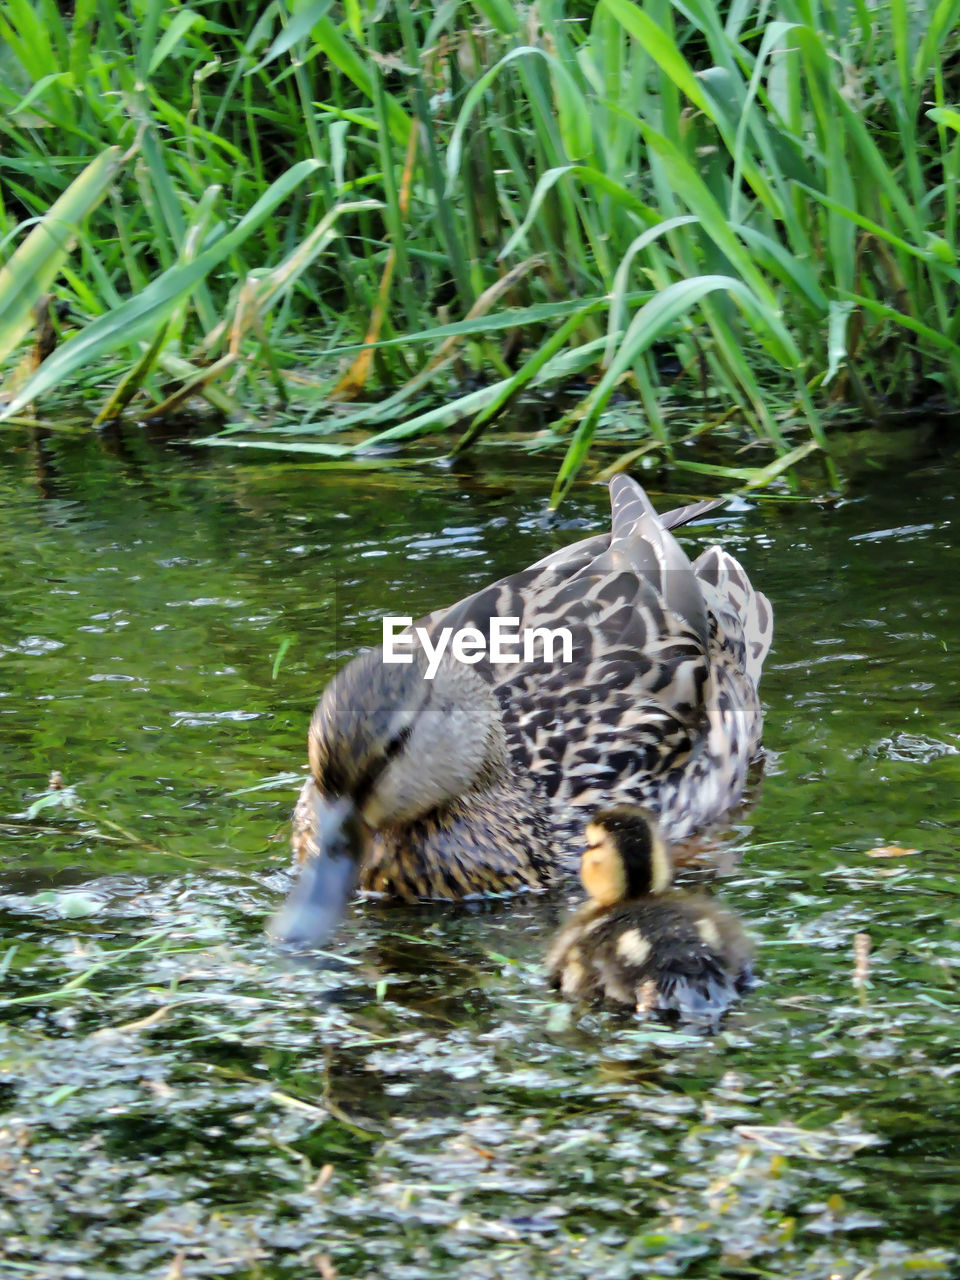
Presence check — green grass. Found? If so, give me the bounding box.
[1,0,959,501]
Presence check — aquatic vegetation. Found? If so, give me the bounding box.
[1,2,958,496]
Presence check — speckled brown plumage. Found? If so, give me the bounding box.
[293,771,553,899]
[289,476,773,904]
[546,893,754,1025]
[363,783,553,900]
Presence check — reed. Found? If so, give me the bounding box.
[1,0,957,499]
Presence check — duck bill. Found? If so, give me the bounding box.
[269,795,366,947]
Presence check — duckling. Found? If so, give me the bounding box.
[547,806,754,1026]
[275,476,772,945]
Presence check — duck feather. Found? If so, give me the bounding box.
[290,476,772,901]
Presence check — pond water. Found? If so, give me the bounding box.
[1,429,958,1280]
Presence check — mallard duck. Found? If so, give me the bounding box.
[547,806,754,1024]
[273,476,772,945]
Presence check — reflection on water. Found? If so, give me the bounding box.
[1,429,958,1279]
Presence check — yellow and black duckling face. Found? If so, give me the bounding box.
[273,644,508,945]
[550,806,754,1025]
[580,806,672,906]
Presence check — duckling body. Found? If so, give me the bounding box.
[279,477,772,944]
[547,807,753,1026]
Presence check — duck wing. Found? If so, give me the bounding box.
[418,476,713,659]
[416,476,712,704]
[490,567,710,828]
[413,478,734,835]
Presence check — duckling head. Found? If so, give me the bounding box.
[272,644,508,945]
[581,805,672,906]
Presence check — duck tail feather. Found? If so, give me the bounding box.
[659,497,725,530]
[606,476,710,653]
[608,474,659,529]
[607,476,724,534]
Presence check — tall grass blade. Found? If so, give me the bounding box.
[0,147,123,365]
[0,163,326,418]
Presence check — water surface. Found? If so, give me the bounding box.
[1,430,958,1279]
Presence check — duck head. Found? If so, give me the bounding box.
[581,805,672,906]
[270,644,507,946]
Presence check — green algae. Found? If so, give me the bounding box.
[1,430,959,1279]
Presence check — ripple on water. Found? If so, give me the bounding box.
[1,446,959,1277]
[867,731,959,763]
